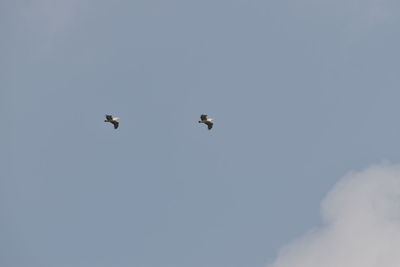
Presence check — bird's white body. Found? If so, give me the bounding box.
[201,118,214,123]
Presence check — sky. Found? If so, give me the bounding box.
[2,0,400,266]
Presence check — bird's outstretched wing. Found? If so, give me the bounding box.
[205,121,213,130]
[105,114,113,121]
[112,121,119,129]
[200,114,208,121]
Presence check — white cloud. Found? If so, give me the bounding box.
[269,163,400,267]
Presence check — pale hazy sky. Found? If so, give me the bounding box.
[2,1,400,267]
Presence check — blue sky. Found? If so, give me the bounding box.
[2,1,400,267]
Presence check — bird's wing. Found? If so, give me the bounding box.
[200,114,208,121]
[112,121,119,129]
[205,121,213,130]
[105,115,113,121]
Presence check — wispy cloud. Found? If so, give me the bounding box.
[339,0,398,44]
[269,163,400,267]
[294,0,400,45]
[301,0,398,23]
[17,0,87,54]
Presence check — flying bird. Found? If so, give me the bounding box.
[198,114,214,130]
[104,114,119,129]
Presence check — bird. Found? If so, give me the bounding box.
[104,114,119,129]
[198,114,214,130]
